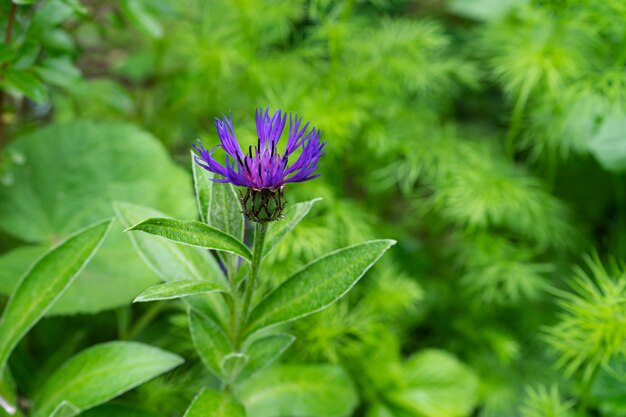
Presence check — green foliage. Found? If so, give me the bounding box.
[183,389,245,417]
[520,385,574,417]
[235,364,358,417]
[545,255,626,379]
[31,341,183,417]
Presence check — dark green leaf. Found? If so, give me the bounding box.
[3,70,47,102]
[191,153,210,223]
[247,240,395,334]
[127,218,252,261]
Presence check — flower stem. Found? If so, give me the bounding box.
[237,222,268,343]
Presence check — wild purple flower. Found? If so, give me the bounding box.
[193,108,326,190]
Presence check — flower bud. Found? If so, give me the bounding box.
[240,186,286,223]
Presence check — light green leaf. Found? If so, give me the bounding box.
[114,202,228,325]
[119,0,164,38]
[220,353,248,384]
[191,153,211,223]
[34,57,81,88]
[183,389,245,417]
[447,0,528,21]
[31,341,183,417]
[134,280,227,303]
[3,70,47,103]
[189,311,233,378]
[386,349,479,417]
[247,240,395,333]
[12,0,39,4]
[0,219,113,371]
[240,334,295,381]
[0,121,195,314]
[589,113,626,172]
[263,198,321,257]
[236,364,358,417]
[0,246,46,295]
[50,401,80,417]
[127,218,252,261]
[0,368,17,416]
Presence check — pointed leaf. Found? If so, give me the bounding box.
[127,218,252,261]
[49,401,80,417]
[134,280,227,303]
[0,368,17,416]
[115,202,228,325]
[263,198,321,257]
[31,342,183,417]
[236,364,358,417]
[247,240,395,334]
[0,219,113,371]
[183,389,245,417]
[191,154,211,223]
[189,311,233,378]
[240,333,295,381]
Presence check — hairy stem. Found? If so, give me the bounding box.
[0,2,17,163]
[237,222,267,344]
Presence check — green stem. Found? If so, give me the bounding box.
[237,222,268,344]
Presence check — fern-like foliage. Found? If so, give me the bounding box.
[520,385,575,417]
[545,255,626,380]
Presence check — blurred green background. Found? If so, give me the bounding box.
[1,0,625,416]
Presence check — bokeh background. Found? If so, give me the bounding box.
[1,0,625,416]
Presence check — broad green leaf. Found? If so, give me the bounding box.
[191,153,211,223]
[189,311,233,378]
[0,246,46,295]
[31,342,183,417]
[0,219,113,371]
[239,334,295,381]
[127,218,252,261]
[12,42,40,70]
[236,364,358,417]
[183,389,245,417]
[114,202,228,325]
[119,0,164,38]
[3,70,48,103]
[589,113,626,172]
[263,198,321,257]
[247,240,395,333]
[0,121,195,314]
[34,57,81,88]
[134,280,226,303]
[386,349,479,417]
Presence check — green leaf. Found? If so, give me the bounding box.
[0,246,46,295]
[189,311,233,378]
[220,353,248,384]
[0,219,113,371]
[31,341,183,417]
[13,42,40,70]
[447,0,528,21]
[236,364,358,417]
[0,44,15,65]
[239,333,295,381]
[3,70,47,103]
[0,368,17,416]
[50,401,80,417]
[34,57,81,88]
[191,153,210,223]
[79,404,166,417]
[589,113,626,172]
[114,202,228,325]
[0,121,195,314]
[134,280,227,303]
[183,389,245,417]
[386,349,479,417]
[119,0,164,38]
[12,0,39,4]
[247,240,395,334]
[127,218,252,261]
[263,198,321,257]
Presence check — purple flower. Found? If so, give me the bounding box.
[193,108,326,190]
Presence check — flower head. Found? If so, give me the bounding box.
[193,108,325,190]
